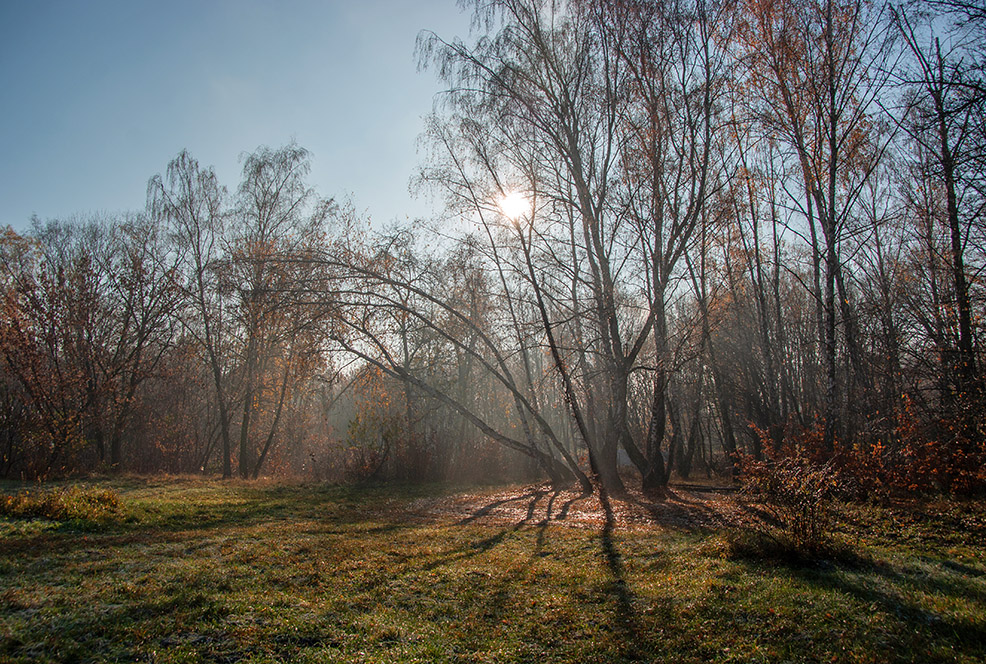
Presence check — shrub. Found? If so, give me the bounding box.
[832,394,986,497]
[741,456,838,553]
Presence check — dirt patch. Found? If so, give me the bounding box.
[396,483,764,532]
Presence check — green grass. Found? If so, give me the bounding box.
[1,477,984,663]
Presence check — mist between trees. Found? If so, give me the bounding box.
[1,0,984,494]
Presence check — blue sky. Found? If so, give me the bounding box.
[0,0,472,231]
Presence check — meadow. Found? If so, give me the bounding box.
[1,478,984,663]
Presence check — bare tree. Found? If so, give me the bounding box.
[893,4,985,394]
[736,0,892,451]
[149,151,236,477]
[227,143,335,479]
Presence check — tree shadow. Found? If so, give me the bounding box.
[791,560,986,651]
[719,538,986,657]
[454,486,547,526]
[939,558,986,579]
[597,485,656,660]
[555,486,592,521]
[534,490,559,554]
[447,484,661,656]
[621,486,734,533]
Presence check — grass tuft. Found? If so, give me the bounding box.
[0,485,124,525]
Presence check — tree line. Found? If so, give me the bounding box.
[1,0,983,494]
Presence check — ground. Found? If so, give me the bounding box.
[403,483,755,530]
[0,477,984,663]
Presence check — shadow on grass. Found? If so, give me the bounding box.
[622,486,751,533]
[939,558,986,578]
[0,482,426,560]
[2,480,669,661]
[724,534,986,657]
[455,485,661,659]
[597,486,650,660]
[802,562,986,653]
[455,489,543,526]
[11,480,981,662]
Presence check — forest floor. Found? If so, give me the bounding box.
[1,477,984,663]
[400,482,753,530]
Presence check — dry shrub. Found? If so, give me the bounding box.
[741,455,838,553]
[749,391,986,500]
[835,394,986,496]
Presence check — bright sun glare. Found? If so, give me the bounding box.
[499,191,530,220]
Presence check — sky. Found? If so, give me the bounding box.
[0,0,474,232]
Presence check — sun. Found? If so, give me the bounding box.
[498,191,530,220]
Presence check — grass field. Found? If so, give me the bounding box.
[0,477,984,663]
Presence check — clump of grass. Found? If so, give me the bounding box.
[0,485,124,524]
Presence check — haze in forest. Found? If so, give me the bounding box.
[0,0,983,498]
